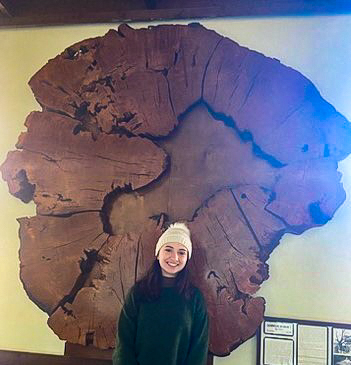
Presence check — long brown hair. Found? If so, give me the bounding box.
[135,259,194,301]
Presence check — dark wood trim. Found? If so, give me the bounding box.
[0,0,351,28]
[64,342,113,361]
[0,348,214,364]
[144,0,158,10]
[64,343,214,363]
[0,349,112,365]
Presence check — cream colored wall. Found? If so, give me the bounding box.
[0,15,351,364]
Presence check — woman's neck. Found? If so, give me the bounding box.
[162,276,176,287]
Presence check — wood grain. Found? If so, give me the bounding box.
[1,23,350,357]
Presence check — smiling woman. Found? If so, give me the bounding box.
[156,223,192,277]
[113,222,209,365]
[158,243,188,277]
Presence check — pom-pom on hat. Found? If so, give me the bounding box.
[155,222,192,259]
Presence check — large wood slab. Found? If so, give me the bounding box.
[2,24,350,357]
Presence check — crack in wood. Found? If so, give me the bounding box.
[162,71,176,117]
[13,169,35,203]
[230,188,262,251]
[134,235,141,283]
[201,38,223,99]
[50,248,102,315]
[203,100,286,168]
[111,287,123,306]
[214,214,244,257]
[118,256,125,302]
[238,68,262,113]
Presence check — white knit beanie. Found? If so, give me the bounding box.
[155,222,192,259]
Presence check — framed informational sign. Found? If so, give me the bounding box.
[333,328,351,365]
[258,317,351,365]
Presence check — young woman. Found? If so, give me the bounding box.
[113,222,209,365]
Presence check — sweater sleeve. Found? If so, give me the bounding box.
[185,289,209,365]
[112,288,139,365]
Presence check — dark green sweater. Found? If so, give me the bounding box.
[112,285,209,365]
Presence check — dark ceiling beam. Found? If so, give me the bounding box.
[0,0,14,17]
[144,0,158,10]
[1,0,351,28]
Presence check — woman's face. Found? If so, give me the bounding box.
[157,242,188,277]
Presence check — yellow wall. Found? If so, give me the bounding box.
[1,15,351,364]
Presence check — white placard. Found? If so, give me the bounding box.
[265,321,294,336]
[298,325,328,365]
[264,337,294,365]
